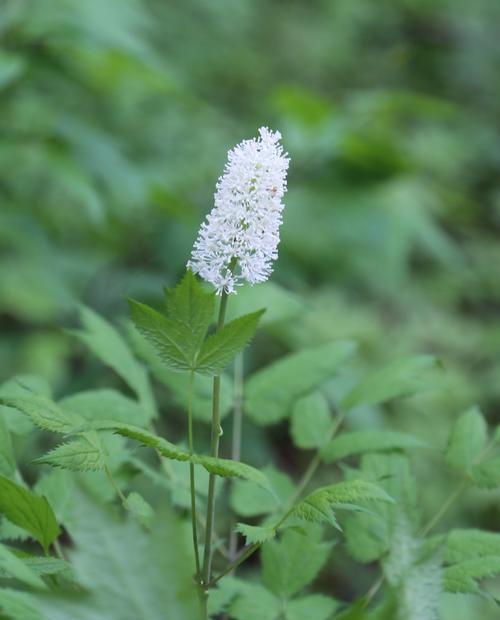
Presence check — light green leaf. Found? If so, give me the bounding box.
[192,455,271,490]
[195,310,265,375]
[321,430,426,463]
[229,583,281,620]
[262,525,331,599]
[74,306,156,419]
[246,341,356,425]
[0,589,44,620]
[225,281,304,325]
[0,476,60,554]
[0,393,83,434]
[443,557,500,594]
[0,544,47,590]
[341,355,439,410]
[231,466,294,518]
[235,523,276,545]
[444,529,500,564]
[34,434,105,472]
[285,594,338,620]
[0,413,15,476]
[21,555,71,579]
[470,457,500,488]
[292,479,393,528]
[59,389,147,426]
[445,406,488,473]
[291,392,332,450]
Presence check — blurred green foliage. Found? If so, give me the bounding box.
[1,0,500,616]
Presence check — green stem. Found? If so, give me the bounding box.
[228,352,244,564]
[104,464,126,503]
[202,291,229,594]
[188,370,202,579]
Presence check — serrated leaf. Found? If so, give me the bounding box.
[470,456,500,488]
[285,594,338,620]
[164,269,215,356]
[262,525,331,599]
[0,394,83,434]
[34,435,105,472]
[321,430,427,463]
[192,455,271,490]
[195,310,265,375]
[74,306,156,419]
[0,476,60,554]
[291,392,332,450]
[225,281,304,325]
[246,341,356,425]
[445,406,488,473]
[235,523,276,545]
[341,355,439,410]
[443,556,500,593]
[444,529,500,564]
[0,543,47,590]
[292,479,393,528]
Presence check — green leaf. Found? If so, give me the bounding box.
[0,393,83,434]
[59,389,147,426]
[195,310,265,375]
[443,557,500,594]
[445,406,488,473]
[470,456,500,488]
[0,544,47,590]
[74,306,156,419]
[262,525,332,599]
[0,412,15,476]
[285,594,338,620]
[32,491,200,620]
[292,479,393,528]
[225,281,304,325]
[164,269,215,356]
[0,476,60,554]
[444,529,500,564]
[291,392,332,450]
[341,355,439,410]
[245,341,356,425]
[231,466,294,518]
[129,299,194,371]
[124,492,154,528]
[192,455,271,490]
[34,435,105,472]
[320,430,427,463]
[235,523,276,545]
[229,582,281,620]
[0,589,44,620]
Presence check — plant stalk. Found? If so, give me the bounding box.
[188,370,202,579]
[202,291,229,594]
[228,352,244,564]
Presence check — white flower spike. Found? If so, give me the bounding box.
[188,127,290,294]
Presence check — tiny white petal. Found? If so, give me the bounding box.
[188,127,290,294]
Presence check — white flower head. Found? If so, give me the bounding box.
[188,127,289,294]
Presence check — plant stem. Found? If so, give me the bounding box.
[228,352,244,564]
[104,464,126,503]
[202,291,229,595]
[188,370,202,579]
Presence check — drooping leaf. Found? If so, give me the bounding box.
[245,341,356,425]
[0,544,47,590]
[445,406,488,473]
[341,355,439,411]
[321,430,427,463]
[292,479,393,528]
[34,434,105,472]
[470,456,500,489]
[262,525,332,599]
[290,392,332,450]
[74,306,156,419]
[124,492,154,528]
[443,557,500,594]
[0,393,83,434]
[0,476,60,554]
[192,455,271,490]
[195,310,265,375]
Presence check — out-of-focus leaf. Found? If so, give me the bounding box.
[321,430,427,463]
[291,392,332,450]
[445,406,488,473]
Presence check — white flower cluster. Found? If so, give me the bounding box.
[188,127,289,294]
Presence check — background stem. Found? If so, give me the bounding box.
[228,352,244,564]
[188,370,201,579]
